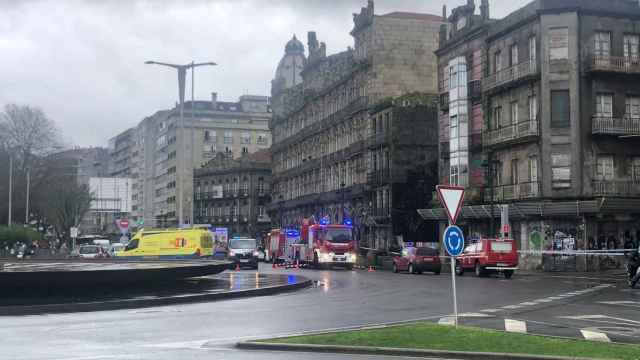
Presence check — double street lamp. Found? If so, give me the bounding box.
[145,61,217,227]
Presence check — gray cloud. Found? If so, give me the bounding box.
[0,0,528,147]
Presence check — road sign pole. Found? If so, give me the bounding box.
[449,220,458,328]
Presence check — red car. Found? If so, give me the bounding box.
[393,247,441,275]
[455,238,518,278]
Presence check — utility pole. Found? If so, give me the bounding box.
[8,155,12,226]
[25,169,30,225]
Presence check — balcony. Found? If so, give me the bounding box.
[484,120,539,148]
[592,115,640,137]
[587,55,640,74]
[367,170,391,187]
[439,92,449,111]
[593,180,640,197]
[484,182,540,202]
[482,60,538,93]
[257,214,271,223]
[256,189,270,197]
[367,132,388,148]
[371,207,391,219]
[468,79,482,100]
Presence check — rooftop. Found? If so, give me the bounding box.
[380,12,444,22]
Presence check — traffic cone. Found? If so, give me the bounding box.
[235,263,241,272]
[368,265,375,272]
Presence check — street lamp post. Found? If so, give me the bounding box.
[145,60,217,227]
[340,182,346,223]
[278,195,284,228]
[7,155,12,226]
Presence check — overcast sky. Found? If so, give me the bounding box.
[0,0,528,147]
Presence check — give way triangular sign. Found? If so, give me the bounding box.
[436,185,465,224]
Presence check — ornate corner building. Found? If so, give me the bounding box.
[422,0,640,271]
[269,1,444,250]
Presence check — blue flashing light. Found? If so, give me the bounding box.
[319,217,330,225]
[343,218,353,226]
[286,229,300,237]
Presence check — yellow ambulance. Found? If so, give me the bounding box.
[115,228,214,259]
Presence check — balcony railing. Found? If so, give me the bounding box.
[371,208,391,218]
[484,182,540,202]
[484,120,539,147]
[482,60,538,92]
[592,115,640,136]
[587,55,640,74]
[593,180,640,197]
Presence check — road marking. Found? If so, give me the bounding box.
[519,302,538,306]
[459,312,493,318]
[505,319,527,334]
[480,308,503,313]
[502,305,522,309]
[598,301,640,308]
[560,315,640,326]
[580,329,611,342]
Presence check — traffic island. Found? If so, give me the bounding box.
[0,260,312,315]
[237,322,640,360]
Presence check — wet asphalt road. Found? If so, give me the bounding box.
[0,264,635,360]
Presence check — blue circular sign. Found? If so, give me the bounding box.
[443,225,464,257]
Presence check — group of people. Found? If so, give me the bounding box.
[587,232,638,252]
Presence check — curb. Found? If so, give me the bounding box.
[0,278,312,316]
[236,341,606,360]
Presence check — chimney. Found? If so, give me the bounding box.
[442,5,447,19]
[211,92,218,108]
[480,0,490,20]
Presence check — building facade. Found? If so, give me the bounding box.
[193,150,271,238]
[424,0,640,271]
[109,93,271,228]
[270,1,444,250]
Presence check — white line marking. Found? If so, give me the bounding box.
[505,319,527,334]
[459,312,494,318]
[580,329,611,342]
[502,305,522,309]
[598,301,640,308]
[560,315,640,326]
[519,302,538,306]
[481,308,503,313]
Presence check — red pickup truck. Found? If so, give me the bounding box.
[455,238,518,278]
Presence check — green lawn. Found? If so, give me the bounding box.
[264,322,640,360]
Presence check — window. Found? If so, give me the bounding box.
[456,16,466,30]
[225,146,233,153]
[495,161,503,186]
[632,157,640,181]
[494,51,502,73]
[492,106,502,129]
[203,144,216,153]
[258,206,265,217]
[552,153,572,188]
[510,43,518,66]
[624,34,640,62]
[257,133,268,145]
[204,130,216,142]
[595,93,613,117]
[242,147,248,154]
[510,101,518,125]
[626,96,640,118]
[511,159,519,185]
[549,28,569,60]
[551,90,570,128]
[594,31,611,58]
[529,157,538,182]
[224,131,233,144]
[596,156,614,180]
[529,36,536,63]
[241,132,251,144]
[528,95,537,121]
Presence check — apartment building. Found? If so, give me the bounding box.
[423,0,640,271]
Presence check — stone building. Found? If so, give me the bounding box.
[109,93,271,228]
[193,150,271,238]
[422,0,640,271]
[269,1,444,250]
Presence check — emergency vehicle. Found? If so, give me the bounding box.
[268,217,358,269]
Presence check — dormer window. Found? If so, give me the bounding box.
[457,16,466,30]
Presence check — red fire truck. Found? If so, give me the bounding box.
[265,228,300,263]
[269,217,357,269]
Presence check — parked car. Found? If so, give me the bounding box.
[108,243,126,257]
[77,245,108,259]
[393,247,441,275]
[455,238,518,278]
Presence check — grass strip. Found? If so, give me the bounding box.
[263,322,640,360]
